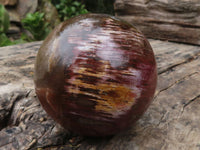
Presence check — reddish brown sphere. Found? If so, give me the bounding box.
[34,14,157,137]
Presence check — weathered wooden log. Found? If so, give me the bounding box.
[114,0,200,45]
[0,40,200,149]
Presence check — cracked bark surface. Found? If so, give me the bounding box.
[114,0,200,45]
[0,39,200,150]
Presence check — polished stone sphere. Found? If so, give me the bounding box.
[34,13,157,137]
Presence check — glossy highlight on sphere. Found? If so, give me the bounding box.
[34,13,157,137]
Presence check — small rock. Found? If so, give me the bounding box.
[39,117,44,122]
[17,0,38,19]
[7,8,20,23]
[0,0,17,6]
[8,23,21,34]
[38,0,60,29]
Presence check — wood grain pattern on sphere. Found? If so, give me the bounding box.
[34,14,157,136]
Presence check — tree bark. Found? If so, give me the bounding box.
[0,40,200,149]
[114,0,200,45]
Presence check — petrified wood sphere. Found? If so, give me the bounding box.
[34,14,157,137]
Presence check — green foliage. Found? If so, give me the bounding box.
[0,4,9,33]
[0,33,26,47]
[0,33,12,46]
[0,5,26,47]
[22,12,50,41]
[55,0,88,21]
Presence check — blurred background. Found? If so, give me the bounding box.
[0,0,199,47]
